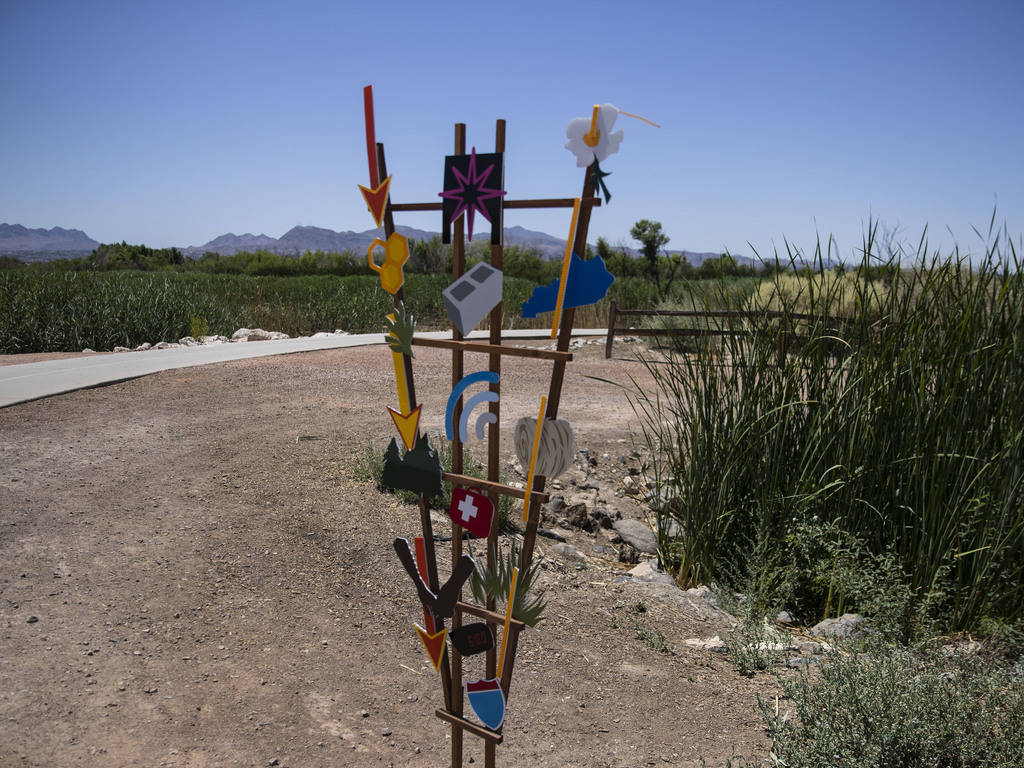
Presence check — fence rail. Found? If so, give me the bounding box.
[604,300,849,358]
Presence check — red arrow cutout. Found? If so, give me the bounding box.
[415,624,447,672]
[359,175,392,229]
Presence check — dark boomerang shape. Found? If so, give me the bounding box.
[393,537,476,619]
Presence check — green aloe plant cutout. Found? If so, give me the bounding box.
[470,541,547,627]
[385,300,415,358]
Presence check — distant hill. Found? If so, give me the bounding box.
[0,224,99,253]
[183,224,579,259]
[1,221,756,267]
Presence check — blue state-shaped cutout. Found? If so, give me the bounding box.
[521,252,615,319]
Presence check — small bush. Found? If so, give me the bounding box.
[759,647,1024,767]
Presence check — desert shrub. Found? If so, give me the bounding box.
[758,648,1024,767]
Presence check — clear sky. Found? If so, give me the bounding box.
[2,0,1021,261]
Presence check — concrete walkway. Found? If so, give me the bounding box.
[0,329,608,408]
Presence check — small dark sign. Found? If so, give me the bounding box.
[450,622,495,656]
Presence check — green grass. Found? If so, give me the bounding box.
[0,271,538,353]
[628,220,1024,638]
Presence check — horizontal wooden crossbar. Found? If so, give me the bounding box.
[612,309,823,320]
[435,709,503,743]
[611,328,742,337]
[412,336,572,361]
[455,601,526,631]
[444,472,547,504]
[390,197,601,212]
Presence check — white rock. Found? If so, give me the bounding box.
[153,341,180,350]
[684,635,727,653]
[81,348,96,354]
[113,346,130,353]
[628,560,676,586]
[133,342,152,351]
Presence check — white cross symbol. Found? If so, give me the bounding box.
[457,495,478,523]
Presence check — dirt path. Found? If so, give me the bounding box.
[0,341,774,767]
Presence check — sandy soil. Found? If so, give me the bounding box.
[0,340,775,767]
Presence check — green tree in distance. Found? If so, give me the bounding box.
[630,219,682,301]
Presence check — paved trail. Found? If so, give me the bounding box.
[0,329,607,408]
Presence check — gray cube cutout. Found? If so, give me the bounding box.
[442,263,504,336]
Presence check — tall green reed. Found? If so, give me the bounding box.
[630,220,1024,636]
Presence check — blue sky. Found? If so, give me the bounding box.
[1,0,1021,261]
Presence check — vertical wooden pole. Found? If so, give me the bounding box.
[500,163,599,704]
[450,122,467,768]
[377,143,417,411]
[605,299,618,358]
[483,117,506,768]
[380,140,453,722]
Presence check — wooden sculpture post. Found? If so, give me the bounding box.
[366,92,604,766]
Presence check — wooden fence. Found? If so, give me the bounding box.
[604,300,846,358]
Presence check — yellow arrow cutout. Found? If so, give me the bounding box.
[386,322,420,450]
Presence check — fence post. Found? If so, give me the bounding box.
[604,299,618,358]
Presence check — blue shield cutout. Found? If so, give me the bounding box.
[466,677,506,731]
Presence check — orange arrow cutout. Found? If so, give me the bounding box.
[387,404,421,451]
[358,175,392,228]
[415,624,447,672]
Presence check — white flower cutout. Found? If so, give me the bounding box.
[565,103,624,167]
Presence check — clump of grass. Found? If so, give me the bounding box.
[611,601,676,654]
[631,617,676,655]
[629,218,1024,637]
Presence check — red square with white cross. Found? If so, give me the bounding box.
[447,488,494,539]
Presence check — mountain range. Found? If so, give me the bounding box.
[0,224,100,252]
[0,222,748,266]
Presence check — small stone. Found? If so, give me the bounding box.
[795,639,822,655]
[113,346,130,353]
[133,342,151,351]
[776,610,797,626]
[613,519,658,554]
[537,528,566,542]
[617,542,640,564]
[360,709,369,718]
[549,543,586,563]
[26,616,38,624]
[81,348,95,354]
[565,503,593,532]
[381,728,391,737]
[787,656,818,668]
[809,613,865,640]
[628,560,676,586]
[268,759,280,767]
